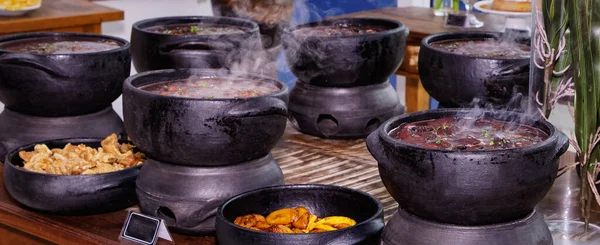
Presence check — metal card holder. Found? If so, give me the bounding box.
[119,211,173,245]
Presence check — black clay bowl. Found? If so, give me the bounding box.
[131,16,261,73]
[122,68,288,166]
[367,108,569,225]
[419,32,530,107]
[0,32,131,117]
[3,138,143,215]
[216,184,385,245]
[282,18,408,87]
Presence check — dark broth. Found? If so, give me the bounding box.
[147,23,248,35]
[429,38,530,58]
[140,77,280,99]
[293,23,388,36]
[388,117,548,150]
[0,37,120,55]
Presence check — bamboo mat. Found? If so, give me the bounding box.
[272,125,398,221]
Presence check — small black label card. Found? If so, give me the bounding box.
[120,211,173,245]
[445,13,468,28]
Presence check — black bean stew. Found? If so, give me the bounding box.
[388,117,548,150]
[140,77,280,99]
[147,23,248,35]
[429,38,530,58]
[293,23,388,36]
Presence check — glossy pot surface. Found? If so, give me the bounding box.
[131,16,261,73]
[282,18,408,87]
[136,154,283,235]
[0,32,131,117]
[0,107,125,160]
[289,81,404,139]
[382,208,552,245]
[419,32,530,108]
[216,184,384,245]
[4,138,142,215]
[367,109,569,225]
[123,68,288,166]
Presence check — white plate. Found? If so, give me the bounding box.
[0,2,41,17]
[474,0,531,17]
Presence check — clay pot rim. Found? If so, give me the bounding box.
[377,108,563,154]
[5,137,144,178]
[0,32,130,56]
[124,68,289,102]
[283,17,408,40]
[421,31,530,61]
[398,208,539,230]
[132,15,260,37]
[217,184,384,236]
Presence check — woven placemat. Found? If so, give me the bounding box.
[273,126,398,221]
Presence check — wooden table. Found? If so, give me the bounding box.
[337,7,507,112]
[0,125,598,244]
[0,0,124,35]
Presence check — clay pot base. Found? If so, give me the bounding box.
[136,154,284,235]
[288,81,405,139]
[382,208,552,245]
[0,107,125,159]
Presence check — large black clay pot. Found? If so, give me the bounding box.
[381,208,552,245]
[131,16,261,73]
[367,109,569,225]
[288,81,405,139]
[136,154,284,235]
[0,32,131,117]
[216,184,384,245]
[211,0,295,49]
[419,32,530,108]
[3,138,142,215]
[0,107,125,160]
[282,18,408,87]
[123,68,288,166]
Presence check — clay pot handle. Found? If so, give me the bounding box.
[366,131,389,163]
[553,130,570,160]
[159,40,232,54]
[0,53,69,78]
[225,97,288,118]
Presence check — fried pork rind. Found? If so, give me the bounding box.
[234,206,356,233]
[18,134,145,175]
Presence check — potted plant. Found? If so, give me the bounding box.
[532,0,600,236]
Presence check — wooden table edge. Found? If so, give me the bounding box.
[0,9,124,34]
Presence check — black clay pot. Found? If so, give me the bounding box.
[0,32,131,117]
[0,107,125,160]
[288,81,405,139]
[216,184,385,245]
[136,154,283,235]
[282,18,408,87]
[3,138,142,215]
[382,208,552,245]
[131,16,261,73]
[419,32,530,108]
[123,68,288,166]
[366,109,569,225]
[210,0,295,49]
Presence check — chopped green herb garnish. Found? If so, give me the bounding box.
[435,140,442,145]
[190,26,200,33]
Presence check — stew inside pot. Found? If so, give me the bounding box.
[388,117,548,150]
[0,37,120,55]
[293,23,388,36]
[147,23,248,35]
[429,38,530,58]
[140,76,280,99]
